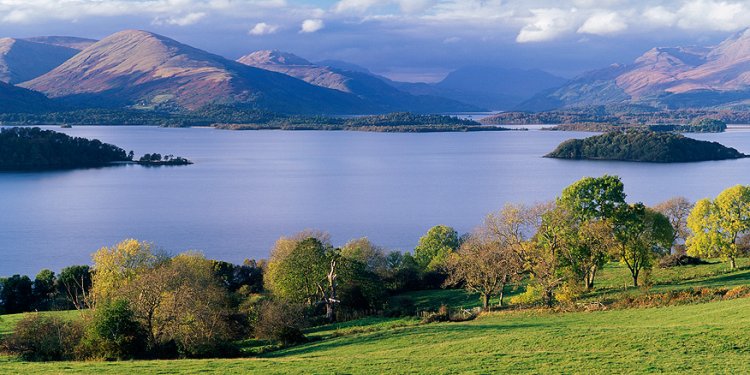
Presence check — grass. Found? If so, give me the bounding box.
[2,298,750,373]
[0,310,81,336]
[2,259,750,374]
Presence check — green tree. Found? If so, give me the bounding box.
[414,225,460,271]
[0,275,33,314]
[32,269,56,309]
[91,239,164,304]
[614,204,673,286]
[687,185,750,269]
[557,175,626,289]
[80,299,147,360]
[265,236,329,305]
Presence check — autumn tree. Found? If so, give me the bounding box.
[687,185,750,269]
[413,225,460,271]
[91,239,165,304]
[485,202,564,306]
[265,236,329,305]
[654,197,693,251]
[444,230,521,310]
[614,204,673,286]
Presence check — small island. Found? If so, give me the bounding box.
[0,127,192,170]
[546,130,747,163]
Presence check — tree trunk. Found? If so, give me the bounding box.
[730,257,737,270]
[482,293,490,311]
[632,272,638,287]
[325,303,335,322]
[498,289,505,308]
[586,265,598,290]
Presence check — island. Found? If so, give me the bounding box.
[0,127,192,170]
[546,130,747,163]
[214,112,516,132]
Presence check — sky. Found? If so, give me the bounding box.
[1,0,750,81]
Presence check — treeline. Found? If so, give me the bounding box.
[0,127,130,170]
[546,130,747,162]
[5,177,750,362]
[0,106,483,131]
[548,119,727,133]
[480,105,750,126]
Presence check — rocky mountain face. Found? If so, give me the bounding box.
[0,38,81,84]
[521,29,750,110]
[237,50,481,112]
[20,30,374,114]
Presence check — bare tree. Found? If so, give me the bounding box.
[654,197,693,252]
[444,230,521,310]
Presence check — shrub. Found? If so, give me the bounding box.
[510,285,544,306]
[658,254,710,268]
[77,299,148,360]
[2,314,83,361]
[421,304,450,323]
[254,300,308,345]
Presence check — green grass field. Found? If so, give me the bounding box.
[2,260,750,374]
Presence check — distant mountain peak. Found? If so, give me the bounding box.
[238,50,313,66]
[22,36,97,50]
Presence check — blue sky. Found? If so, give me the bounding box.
[1,1,748,81]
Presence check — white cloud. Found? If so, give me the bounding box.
[516,8,578,43]
[152,12,206,26]
[577,12,627,35]
[676,0,750,31]
[643,6,678,27]
[249,22,279,35]
[300,19,325,33]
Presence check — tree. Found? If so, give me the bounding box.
[556,211,616,291]
[32,269,56,309]
[485,202,564,306]
[80,299,147,360]
[654,197,693,252]
[687,185,750,269]
[341,237,388,278]
[614,204,673,286]
[91,239,164,304]
[265,236,329,305]
[57,265,92,310]
[557,175,626,289]
[413,225,460,271]
[0,275,33,313]
[444,230,521,310]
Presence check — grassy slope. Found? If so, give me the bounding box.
[2,260,750,374]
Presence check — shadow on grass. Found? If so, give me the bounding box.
[262,322,543,358]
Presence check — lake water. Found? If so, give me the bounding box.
[2,126,750,276]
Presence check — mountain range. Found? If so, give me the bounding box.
[6,28,750,115]
[522,28,750,111]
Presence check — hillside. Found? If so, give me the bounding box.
[0,81,55,113]
[0,38,81,84]
[546,130,747,162]
[20,30,374,114]
[521,29,750,110]
[237,50,480,113]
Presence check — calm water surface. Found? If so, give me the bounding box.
[2,126,750,275]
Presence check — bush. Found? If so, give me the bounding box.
[254,300,308,345]
[510,285,544,306]
[2,314,83,361]
[77,299,148,360]
[421,304,450,323]
[659,254,710,268]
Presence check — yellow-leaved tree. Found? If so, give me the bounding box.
[687,185,750,269]
[91,239,162,304]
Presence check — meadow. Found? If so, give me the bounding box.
[2,259,749,374]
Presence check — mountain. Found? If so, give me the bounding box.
[0,38,82,84]
[237,50,481,112]
[20,30,376,114]
[521,29,750,111]
[0,81,55,113]
[23,36,97,50]
[387,67,567,111]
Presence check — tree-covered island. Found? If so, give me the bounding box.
[0,127,191,170]
[546,130,747,163]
